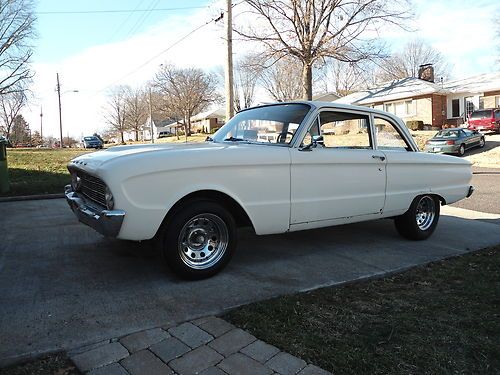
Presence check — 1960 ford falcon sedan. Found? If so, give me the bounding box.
[66,102,474,279]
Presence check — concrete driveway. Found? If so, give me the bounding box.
[1,198,499,366]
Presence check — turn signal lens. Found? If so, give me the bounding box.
[71,174,81,191]
[105,186,114,210]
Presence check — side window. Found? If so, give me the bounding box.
[373,117,411,151]
[315,111,371,149]
[302,116,320,146]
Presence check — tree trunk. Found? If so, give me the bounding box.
[120,131,124,144]
[302,63,313,100]
[187,115,192,136]
[135,129,139,142]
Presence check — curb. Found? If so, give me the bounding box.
[0,193,64,203]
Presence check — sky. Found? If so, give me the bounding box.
[23,0,499,139]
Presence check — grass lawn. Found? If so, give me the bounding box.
[224,246,500,375]
[0,353,79,375]
[2,148,91,197]
[1,135,209,197]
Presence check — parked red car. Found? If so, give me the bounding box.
[467,108,500,133]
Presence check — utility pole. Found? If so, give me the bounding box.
[149,87,154,144]
[56,73,63,148]
[39,106,43,140]
[225,0,234,121]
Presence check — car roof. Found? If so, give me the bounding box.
[252,100,402,119]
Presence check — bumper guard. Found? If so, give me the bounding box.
[65,185,125,237]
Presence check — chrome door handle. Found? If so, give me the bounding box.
[372,155,386,161]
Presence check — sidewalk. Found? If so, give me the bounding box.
[70,316,331,375]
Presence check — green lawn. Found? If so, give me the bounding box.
[2,148,91,196]
[1,136,209,197]
[224,246,500,375]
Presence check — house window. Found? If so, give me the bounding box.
[451,99,460,117]
[479,96,484,110]
[496,96,500,108]
[383,100,413,117]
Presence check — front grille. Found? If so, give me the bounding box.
[77,170,107,208]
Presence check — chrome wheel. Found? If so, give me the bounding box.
[178,213,229,270]
[479,138,485,148]
[415,196,436,231]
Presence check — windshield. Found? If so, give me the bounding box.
[212,104,311,145]
[470,110,492,119]
[435,130,460,138]
[84,136,98,141]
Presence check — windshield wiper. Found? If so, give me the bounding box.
[223,136,247,142]
[205,136,213,142]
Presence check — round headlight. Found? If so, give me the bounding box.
[71,174,81,191]
[105,186,114,210]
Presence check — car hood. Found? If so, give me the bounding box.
[69,142,226,173]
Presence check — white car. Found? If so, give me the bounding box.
[66,102,474,279]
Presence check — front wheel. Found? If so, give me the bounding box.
[394,195,440,241]
[479,137,485,148]
[160,200,237,279]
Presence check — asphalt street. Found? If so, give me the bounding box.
[1,198,499,366]
[451,167,500,214]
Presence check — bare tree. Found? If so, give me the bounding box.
[125,87,148,141]
[104,86,129,144]
[377,39,450,81]
[259,56,303,101]
[317,60,373,96]
[0,0,36,95]
[237,0,411,100]
[0,90,26,138]
[154,64,221,136]
[234,54,261,111]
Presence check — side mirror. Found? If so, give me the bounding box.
[300,135,324,151]
[312,135,324,147]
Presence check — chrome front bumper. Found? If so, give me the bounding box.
[65,185,125,237]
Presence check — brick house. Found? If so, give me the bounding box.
[336,67,500,129]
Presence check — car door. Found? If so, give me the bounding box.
[372,115,426,214]
[289,109,386,225]
[461,129,477,148]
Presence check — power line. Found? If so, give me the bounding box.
[124,0,161,40]
[106,0,148,43]
[36,6,208,15]
[99,14,224,92]
[97,1,245,92]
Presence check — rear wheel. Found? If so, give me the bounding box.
[457,144,465,156]
[160,200,237,279]
[394,195,440,240]
[479,137,485,148]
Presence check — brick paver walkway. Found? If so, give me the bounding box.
[69,316,332,375]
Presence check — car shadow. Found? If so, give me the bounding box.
[464,139,500,157]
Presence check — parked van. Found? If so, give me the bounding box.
[467,108,500,133]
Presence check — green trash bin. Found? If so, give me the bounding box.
[0,138,9,194]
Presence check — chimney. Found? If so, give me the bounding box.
[418,64,434,82]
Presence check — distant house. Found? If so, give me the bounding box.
[312,92,340,102]
[190,108,226,133]
[336,66,500,128]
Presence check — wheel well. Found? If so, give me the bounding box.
[431,193,446,206]
[158,190,254,236]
